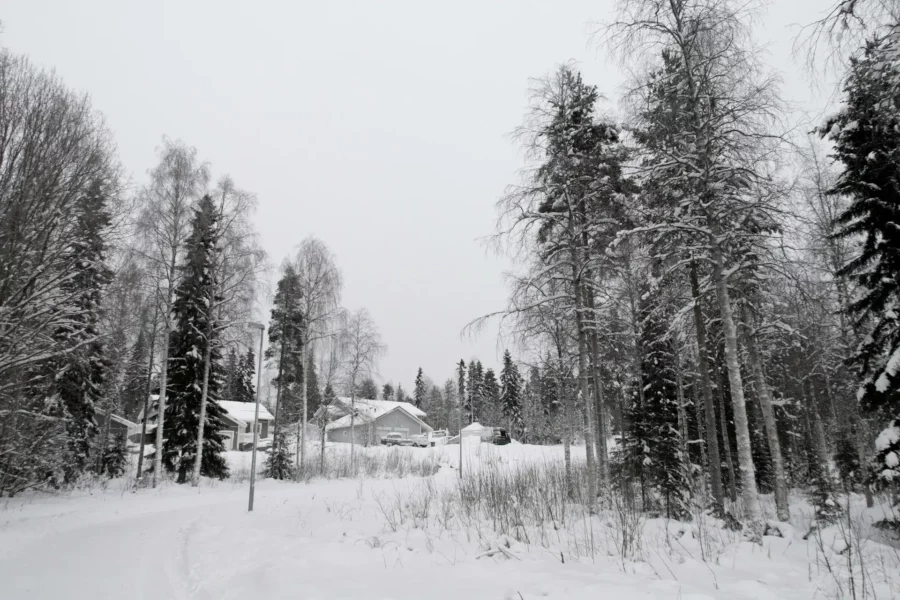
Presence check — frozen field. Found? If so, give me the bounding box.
[2,441,899,599]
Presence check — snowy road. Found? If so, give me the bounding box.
[0,449,887,600]
[1,479,677,600]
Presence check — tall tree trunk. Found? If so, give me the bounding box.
[742,307,789,521]
[191,339,213,487]
[152,318,171,488]
[689,260,724,507]
[585,279,609,490]
[804,379,830,467]
[710,238,763,542]
[558,359,573,499]
[136,305,159,481]
[573,278,597,509]
[153,253,178,488]
[272,327,286,476]
[675,357,691,481]
[299,336,308,475]
[692,371,709,496]
[717,369,738,503]
[350,392,356,470]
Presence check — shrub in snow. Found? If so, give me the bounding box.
[263,429,295,480]
[100,433,128,479]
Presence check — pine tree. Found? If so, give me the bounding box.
[357,377,378,400]
[53,179,114,481]
[121,325,150,420]
[162,195,230,483]
[457,360,467,432]
[267,262,304,473]
[482,368,500,426]
[306,355,321,418]
[235,349,256,402]
[414,368,427,409]
[100,433,128,478]
[382,383,394,401]
[500,350,523,434]
[822,34,900,484]
[430,386,445,430]
[223,347,239,403]
[264,427,294,480]
[396,384,407,403]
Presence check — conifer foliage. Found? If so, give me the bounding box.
[162,195,230,483]
[234,349,256,403]
[414,368,427,409]
[53,180,114,481]
[823,34,900,483]
[500,350,523,434]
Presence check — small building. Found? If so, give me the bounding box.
[317,398,432,445]
[95,413,139,441]
[134,396,275,451]
[217,401,275,451]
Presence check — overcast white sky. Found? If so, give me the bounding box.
[3,0,839,390]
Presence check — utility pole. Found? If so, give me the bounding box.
[248,322,265,512]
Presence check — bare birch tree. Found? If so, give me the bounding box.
[136,139,209,487]
[340,309,385,468]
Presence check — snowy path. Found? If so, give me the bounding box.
[0,479,694,600]
[0,448,891,600]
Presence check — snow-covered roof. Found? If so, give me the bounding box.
[335,397,426,419]
[219,401,275,425]
[326,405,433,432]
[108,414,139,430]
[137,397,274,426]
[462,422,487,431]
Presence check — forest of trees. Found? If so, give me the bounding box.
[0,41,391,492]
[5,0,900,547]
[445,0,900,540]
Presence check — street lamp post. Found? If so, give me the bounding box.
[247,322,265,512]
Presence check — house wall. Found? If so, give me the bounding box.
[374,410,427,441]
[327,425,369,445]
[219,423,240,450]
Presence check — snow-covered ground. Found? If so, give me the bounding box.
[2,441,900,599]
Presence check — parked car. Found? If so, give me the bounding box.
[411,430,449,448]
[381,432,412,446]
[491,428,511,445]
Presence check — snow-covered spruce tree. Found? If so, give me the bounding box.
[53,178,114,482]
[466,360,480,423]
[482,368,501,427]
[305,356,322,420]
[607,0,786,542]
[318,382,338,470]
[637,281,691,519]
[100,433,128,478]
[357,377,379,400]
[162,195,229,483]
[822,34,900,487]
[223,347,239,403]
[267,262,304,474]
[414,368,427,409]
[457,360,467,429]
[263,427,295,480]
[500,350,523,435]
[137,140,209,488]
[235,349,256,403]
[120,319,152,420]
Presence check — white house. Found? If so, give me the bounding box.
[315,398,432,445]
[134,396,275,451]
